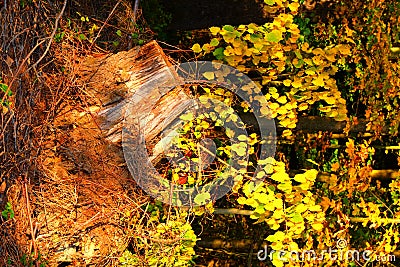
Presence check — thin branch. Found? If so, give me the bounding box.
[133,0,140,23]
[89,0,122,51]
[24,182,38,262]
[28,0,68,72]
[214,208,400,224]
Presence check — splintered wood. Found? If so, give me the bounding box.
[79,41,191,155]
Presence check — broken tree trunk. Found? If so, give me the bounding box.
[78,41,191,158]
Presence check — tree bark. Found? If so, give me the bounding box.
[78,41,189,145]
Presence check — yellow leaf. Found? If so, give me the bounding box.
[203,72,215,80]
[319,106,331,113]
[312,55,324,65]
[295,203,307,213]
[270,92,279,99]
[234,46,242,55]
[312,75,325,87]
[277,106,288,115]
[277,182,292,192]
[202,43,212,53]
[271,172,290,183]
[288,2,300,12]
[236,65,246,72]
[210,26,221,35]
[304,169,318,181]
[312,223,324,231]
[226,128,235,138]
[312,48,325,55]
[298,102,308,111]
[324,96,336,105]
[282,129,292,137]
[329,110,339,118]
[274,51,284,59]
[334,113,347,121]
[264,0,275,5]
[180,112,194,121]
[337,44,351,55]
[272,209,284,219]
[172,172,179,182]
[325,53,336,62]
[309,205,322,212]
[305,68,315,75]
[294,173,307,183]
[260,106,272,117]
[273,198,283,209]
[303,58,313,65]
[282,79,291,86]
[191,43,202,53]
[256,192,274,204]
[269,87,278,94]
[223,46,235,56]
[269,102,280,110]
[232,142,247,156]
[237,134,248,141]
[266,29,283,43]
[277,95,287,104]
[301,42,310,52]
[291,78,302,88]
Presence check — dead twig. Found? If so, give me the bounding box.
[89,0,122,51]
[24,182,38,265]
[28,0,68,72]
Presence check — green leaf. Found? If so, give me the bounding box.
[223,25,235,32]
[0,83,11,96]
[213,47,225,60]
[265,30,283,43]
[210,38,220,46]
[78,33,87,40]
[194,192,211,205]
[1,202,14,219]
[116,30,122,37]
[290,213,304,223]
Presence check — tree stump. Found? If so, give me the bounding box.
[78,40,193,163]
